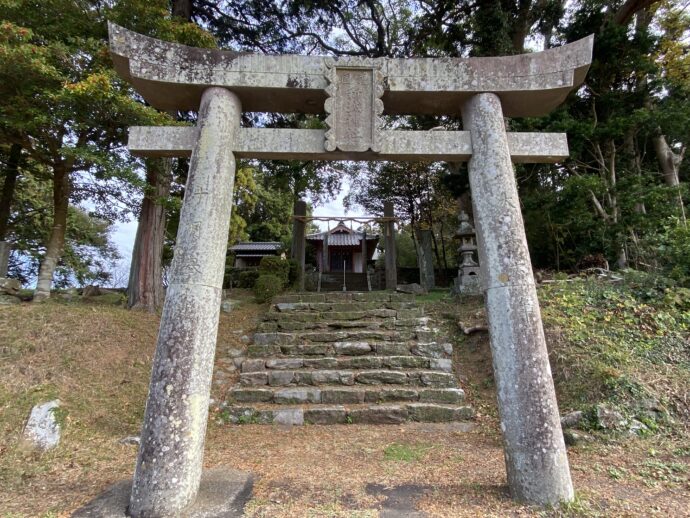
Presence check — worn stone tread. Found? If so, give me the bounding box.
[228,386,466,405]
[220,402,474,425]
[238,369,457,387]
[247,341,452,358]
[244,355,441,371]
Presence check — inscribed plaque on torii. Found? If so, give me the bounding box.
[324,58,384,153]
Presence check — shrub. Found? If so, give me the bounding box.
[254,274,283,303]
[259,256,289,287]
[237,269,260,289]
[287,259,300,286]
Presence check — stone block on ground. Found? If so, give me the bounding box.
[0,277,21,295]
[311,370,355,386]
[337,356,382,369]
[240,372,268,386]
[348,405,408,424]
[253,333,295,346]
[273,408,304,426]
[356,370,408,385]
[241,359,265,373]
[265,358,303,370]
[418,388,465,404]
[419,372,456,387]
[375,343,411,356]
[365,388,419,403]
[321,388,365,404]
[247,345,281,357]
[229,388,274,403]
[410,342,452,359]
[396,283,425,295]
[383,356,429,369]
[333,342,372,355]
[302,357,338,369]
[0,293,20,305]
[429,358,453,372]
[268,371,295,386]
[282,344,333,356]
[406,403,475,422]
[22,400,61,451]
[304,406,347,424]
[274,387,321,404]
[71,467,253,518]
[560,410,585,429]
[596,404,627,430]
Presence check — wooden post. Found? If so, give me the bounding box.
[384,202,397,290]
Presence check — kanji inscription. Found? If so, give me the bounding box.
[324,59,384,153]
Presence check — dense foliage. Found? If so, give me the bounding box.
[0,0,688,296]
[540,271,690,428]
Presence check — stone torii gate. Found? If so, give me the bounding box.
[108,23,592,516]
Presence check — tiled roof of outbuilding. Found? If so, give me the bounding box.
[230,242,282,253]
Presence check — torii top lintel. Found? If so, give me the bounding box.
[108,23,592,118]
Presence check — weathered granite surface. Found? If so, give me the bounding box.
[108,22,592,117]
[22,400,61,451]
[128,88,242,518]
[128,126,570,163]
[462,93,573,505]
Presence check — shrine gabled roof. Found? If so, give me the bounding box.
[108,23,593,118]
[230,242,282,253]
[307,222,379,246]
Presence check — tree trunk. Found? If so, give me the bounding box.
[171,0,193,20]
[0,143,21,240]
[653,134,687,225]
[125,1,194,309]
[127,158,172,311]
[34,164,70,301]
[439,219,449,270]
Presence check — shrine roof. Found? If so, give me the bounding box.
[108,23,592,118]
[307,222,379,246]
[230,242,283,253]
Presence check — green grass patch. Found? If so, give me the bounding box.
[415,288,449,303]
[383,442,432,462]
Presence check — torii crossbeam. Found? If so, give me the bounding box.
[107,22,593,517]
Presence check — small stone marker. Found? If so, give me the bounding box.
[22,400,61,451]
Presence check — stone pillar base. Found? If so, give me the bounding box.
[72,468,253,518]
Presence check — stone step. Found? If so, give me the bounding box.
[246,341,453,359]
[239,369,457,388]
[227,386,465,405]
[264,308,424,322]
[272,301,418,313]
[241,355,452,372]
[273,292,415,304]
[252,329,431,346]
[220,402,475,425]
[256,317,429,333]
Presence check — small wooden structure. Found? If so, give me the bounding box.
[307,221,378,273]
[230,242,282,268]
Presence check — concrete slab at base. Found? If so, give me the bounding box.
[71,467,253,518]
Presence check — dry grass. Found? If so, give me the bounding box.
[1,292,688,517]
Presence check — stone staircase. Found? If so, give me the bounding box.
[221,291,473,425]
[319,272,369,292]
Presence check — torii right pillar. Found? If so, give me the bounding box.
[462,93,574,504]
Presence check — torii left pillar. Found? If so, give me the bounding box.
[129,87,241,517]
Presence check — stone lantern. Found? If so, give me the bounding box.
[453,211,481,295]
